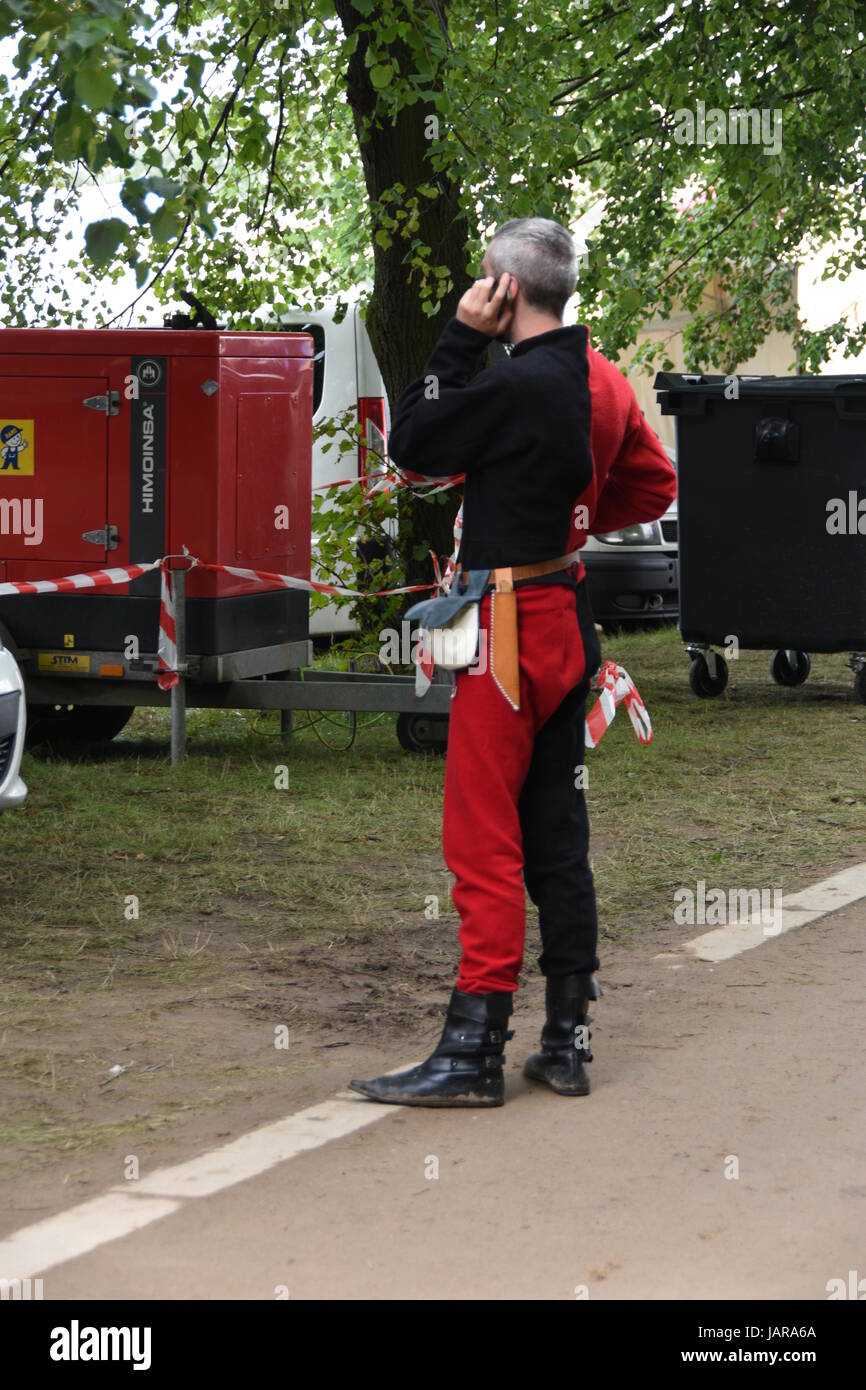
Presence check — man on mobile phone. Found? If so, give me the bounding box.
[349,217,676,1108]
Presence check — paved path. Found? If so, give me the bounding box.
[3,886,864,1301]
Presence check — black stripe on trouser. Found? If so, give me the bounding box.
[517,579,601,977]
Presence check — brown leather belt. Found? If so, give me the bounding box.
[489,548,582,710]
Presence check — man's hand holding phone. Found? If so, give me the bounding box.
[456,272,514,338]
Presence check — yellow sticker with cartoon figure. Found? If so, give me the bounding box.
[0,420,34,475]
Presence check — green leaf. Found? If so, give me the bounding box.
[145,176,183,198]
[128,74,158,103]
[370,65,393,90]
[90,0,128,20]
[74,67,117,108]
[84,218,128,268]
[176,108,199,141]
[52,104,92,160]
[150,206,183,244]
[67,16,116,51]
[185,55,205,92]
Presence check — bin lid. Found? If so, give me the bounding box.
[654,371,866,416]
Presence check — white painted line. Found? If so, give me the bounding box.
[673,863,866,963]
[0,1094,396,1277]
[131,1095,393,1199]
[0,1193,180,1282]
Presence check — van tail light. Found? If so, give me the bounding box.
[358,396,387,494]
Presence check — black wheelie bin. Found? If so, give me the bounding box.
[653,371,866,700]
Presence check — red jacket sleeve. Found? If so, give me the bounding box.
[568,341,677,550]
[589,395,677,535]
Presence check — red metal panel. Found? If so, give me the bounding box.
[0,331,313,608]
[180,351,313,600]
[235,391,308,570]
[237,393,290,564]
[0,376,108,565]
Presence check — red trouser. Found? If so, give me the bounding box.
[443,577,601,995]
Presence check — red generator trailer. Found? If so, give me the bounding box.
[0,327,449,755]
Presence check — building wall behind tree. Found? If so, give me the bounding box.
[614,270,800,449]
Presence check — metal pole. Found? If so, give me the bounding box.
[276,671,294,737]
[170,567,187,765]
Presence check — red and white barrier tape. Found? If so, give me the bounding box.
[315,464,464,497]
[0,555,653,746]
[0,559,181,691]
[0,562,160,597]
[585,659,653,748]
[0,554,436,693]
[157,566,179,690]
[193,559,429,602]
[160,554,437,691]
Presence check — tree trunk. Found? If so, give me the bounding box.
[335,0,474,579]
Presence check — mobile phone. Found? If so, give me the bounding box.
[487,277,512,313]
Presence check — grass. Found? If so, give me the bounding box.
[0,623,864,1162]
[587,626,866,936]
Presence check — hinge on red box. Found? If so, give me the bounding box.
[82,392,120,416]
[82,525,119,550]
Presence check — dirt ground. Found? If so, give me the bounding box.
[3,887,864,1300]
[2,851,865,1265]
[0,875,463,1238]
[2,644,865,1296]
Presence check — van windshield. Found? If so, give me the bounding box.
[285,323,325,413]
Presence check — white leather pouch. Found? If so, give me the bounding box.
[405,568,490,672]
[428,603,481,670]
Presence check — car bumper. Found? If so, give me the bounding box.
[582,550,679,624]
[0,666,28,811]
[0,773,27,809]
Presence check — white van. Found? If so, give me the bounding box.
[280,304,389,637]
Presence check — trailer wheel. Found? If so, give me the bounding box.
[853,667,866,704]
[396,712,449,754]
[770,649,811,687]
[26,704,135,748]
[688,654,728,699]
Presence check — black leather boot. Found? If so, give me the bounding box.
[348,988,514,1108]
[523,973,602,1096]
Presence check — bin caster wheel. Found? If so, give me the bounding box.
[689,654,728,698]
[853,667,866,704]
[770,649,810,687]
[396,713,448,753]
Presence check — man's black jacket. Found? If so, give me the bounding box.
[387,316,593,570]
